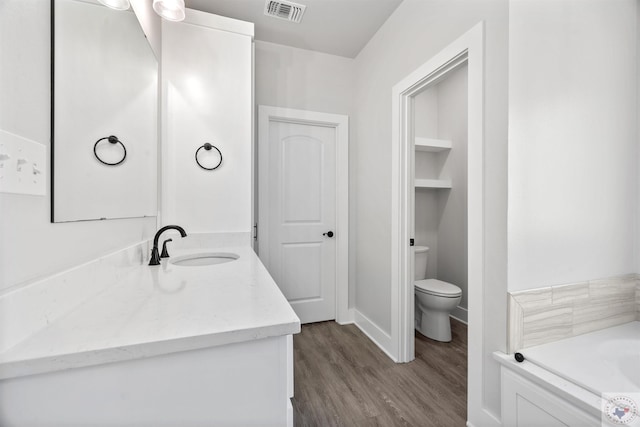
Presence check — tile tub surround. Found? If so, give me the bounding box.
[0,236,300,380]
[508,275,639,353]
[637,282,640,320]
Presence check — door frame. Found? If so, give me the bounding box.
[257,105,350,324]
[390,22,484,369]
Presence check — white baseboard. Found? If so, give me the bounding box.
[451,305,468,324]
[336,308,355,325]
[353,310,397,362]
[467,408,502,427]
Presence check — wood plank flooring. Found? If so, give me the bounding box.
[292,320,467,427]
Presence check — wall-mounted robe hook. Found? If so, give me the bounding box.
[195,143,222,170]
[94,135,127,166]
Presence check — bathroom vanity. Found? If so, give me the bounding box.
[0,239,300,426]
[1,2,292,425]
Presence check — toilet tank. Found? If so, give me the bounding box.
[414,246,429,280]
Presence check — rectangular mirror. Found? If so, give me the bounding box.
[51,0,157,222]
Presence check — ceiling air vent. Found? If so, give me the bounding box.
[264,0,306,23]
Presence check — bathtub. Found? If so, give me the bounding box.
[523,321,640,395]
[495,321,640,427]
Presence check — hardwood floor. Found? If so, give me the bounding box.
[292,319,467,427]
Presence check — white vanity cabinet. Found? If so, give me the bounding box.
[0,335,294,427]
[0,244,300,426]
[501,367,600,427]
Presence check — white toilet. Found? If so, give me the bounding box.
[414,246,462,342]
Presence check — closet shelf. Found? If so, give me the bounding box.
[415,178,452,189]
[415,137,452,152]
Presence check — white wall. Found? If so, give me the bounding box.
[254,41,356,307]
[161,11,253,234]
[437,65,469,314]
[255,41,353,115]
[508,0,638,291]
[637,2,640,276]
[352,0,508,423]
[0,1,156,293]
[414,87,441,279]
[414,86,439,140]
[414,190,440,277]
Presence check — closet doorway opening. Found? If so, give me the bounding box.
[412,61,469,333]
[390,24,484,420]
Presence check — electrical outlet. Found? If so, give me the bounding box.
[0,130,46,196]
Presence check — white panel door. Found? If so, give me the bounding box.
[265,120,336,323]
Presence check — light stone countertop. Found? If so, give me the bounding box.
[0,246,300,380]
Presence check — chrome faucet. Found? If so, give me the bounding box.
[149,225,187,266]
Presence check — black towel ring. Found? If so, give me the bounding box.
[195,143,222,170]
[94,135,127,166]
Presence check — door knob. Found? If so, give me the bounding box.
[323,231,334,238]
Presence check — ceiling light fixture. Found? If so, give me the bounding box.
[97,0,131,11]
[153,0,186,22]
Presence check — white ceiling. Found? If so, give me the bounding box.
[185,0,404,58]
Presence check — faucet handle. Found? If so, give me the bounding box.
[160,238,173,258]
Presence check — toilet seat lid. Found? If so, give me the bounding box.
[415,279,462,297]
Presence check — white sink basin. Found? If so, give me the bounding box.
[170,252,239,267]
